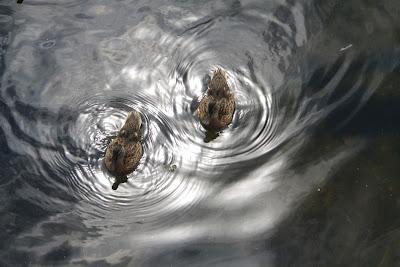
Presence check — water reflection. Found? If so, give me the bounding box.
[0,0,399,266]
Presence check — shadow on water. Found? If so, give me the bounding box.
[269,65,400,266]
[0,98,95,266]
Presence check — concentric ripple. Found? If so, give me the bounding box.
[1,1,397,265]
[41,91,210,228]
[2,2,384,232]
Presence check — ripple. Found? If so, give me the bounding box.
[171,66,275,167]
[1,2,396,264]
[4,4,362,232]
[0,15,12,28]
[30,91,210,229]
[38,39,56,49]
[99,38,131,65]
[166,28,278,168]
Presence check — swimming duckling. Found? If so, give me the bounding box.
[197,68,235,131]
[105,111,143,179]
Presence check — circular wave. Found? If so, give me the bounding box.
[1,1,392,246]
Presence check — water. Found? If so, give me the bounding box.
[0,0,399,266]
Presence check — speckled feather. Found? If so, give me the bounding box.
[197,68,235,131]
[105,111,143,176]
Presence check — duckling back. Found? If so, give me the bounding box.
[105,111,143,176]
[197,69,235,131]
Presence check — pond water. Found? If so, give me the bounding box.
[0,0,399,266]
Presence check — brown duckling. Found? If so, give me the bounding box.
[197,68,235,131]
[105,111,143,178]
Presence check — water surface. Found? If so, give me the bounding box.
[0,0,399,266]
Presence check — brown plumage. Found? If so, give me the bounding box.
[104,111,143,177]
[197,68,235,131]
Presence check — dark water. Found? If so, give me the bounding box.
[0,0,399,266]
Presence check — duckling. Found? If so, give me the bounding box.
[105,111,143,178]
[197,68,235,131]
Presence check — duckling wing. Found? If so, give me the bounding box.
[197,97,210,120]
[104,138,123,171]
[219,98,235,115]
[123,142,143,172]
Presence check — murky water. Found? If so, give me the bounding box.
[0,0,399,266]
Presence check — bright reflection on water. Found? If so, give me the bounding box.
[0,0,399,266]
